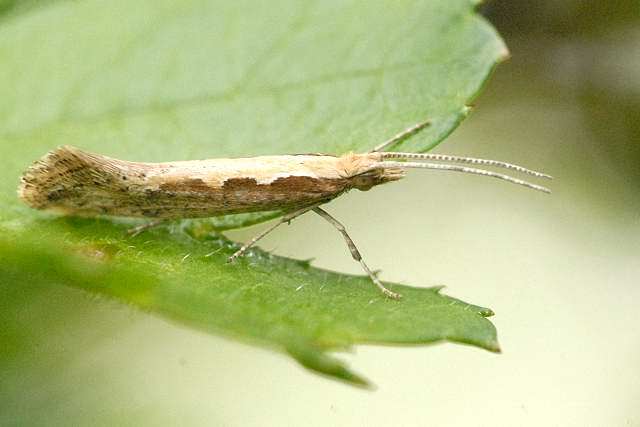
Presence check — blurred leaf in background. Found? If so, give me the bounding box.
[483,0,640,185]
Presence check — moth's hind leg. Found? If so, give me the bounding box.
[126,219,166,237]
[227,205,318,263]
[312,207,401,300]
[370,118,431,153]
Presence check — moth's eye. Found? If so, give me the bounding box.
[352,175,374,191]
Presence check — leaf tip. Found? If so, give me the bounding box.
[498,47,511,63]
[487,339,502,353]
[479,307,495,317]
[286,343,373,389]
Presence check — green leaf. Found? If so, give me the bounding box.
[0,0,506,385]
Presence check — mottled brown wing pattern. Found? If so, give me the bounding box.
[18,146,354,219]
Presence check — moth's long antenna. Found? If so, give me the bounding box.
[380,152,552,180]
[370,119,431,153]
[378,161,551,193]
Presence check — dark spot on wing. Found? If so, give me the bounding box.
[159,178,212,193]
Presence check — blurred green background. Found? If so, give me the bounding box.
[1,1,639,425]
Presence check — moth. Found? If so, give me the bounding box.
[18,120,551,299]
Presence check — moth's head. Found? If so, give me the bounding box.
[339,153,404,191]
[348,167,405,191]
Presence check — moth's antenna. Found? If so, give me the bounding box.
[370,119,431,153]
[380,152,552,180]
[378,161,551,193]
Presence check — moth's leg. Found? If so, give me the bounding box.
[126,219,165,237]
[370,118,431,153]
[312,207,401,300]
[227,205,316,263]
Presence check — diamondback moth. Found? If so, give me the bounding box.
[18,120,551,299]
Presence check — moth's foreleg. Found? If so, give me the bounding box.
[227,205,317,263]
[370,118,431,153]
[126,219,166,237]
[312,207,401,300]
